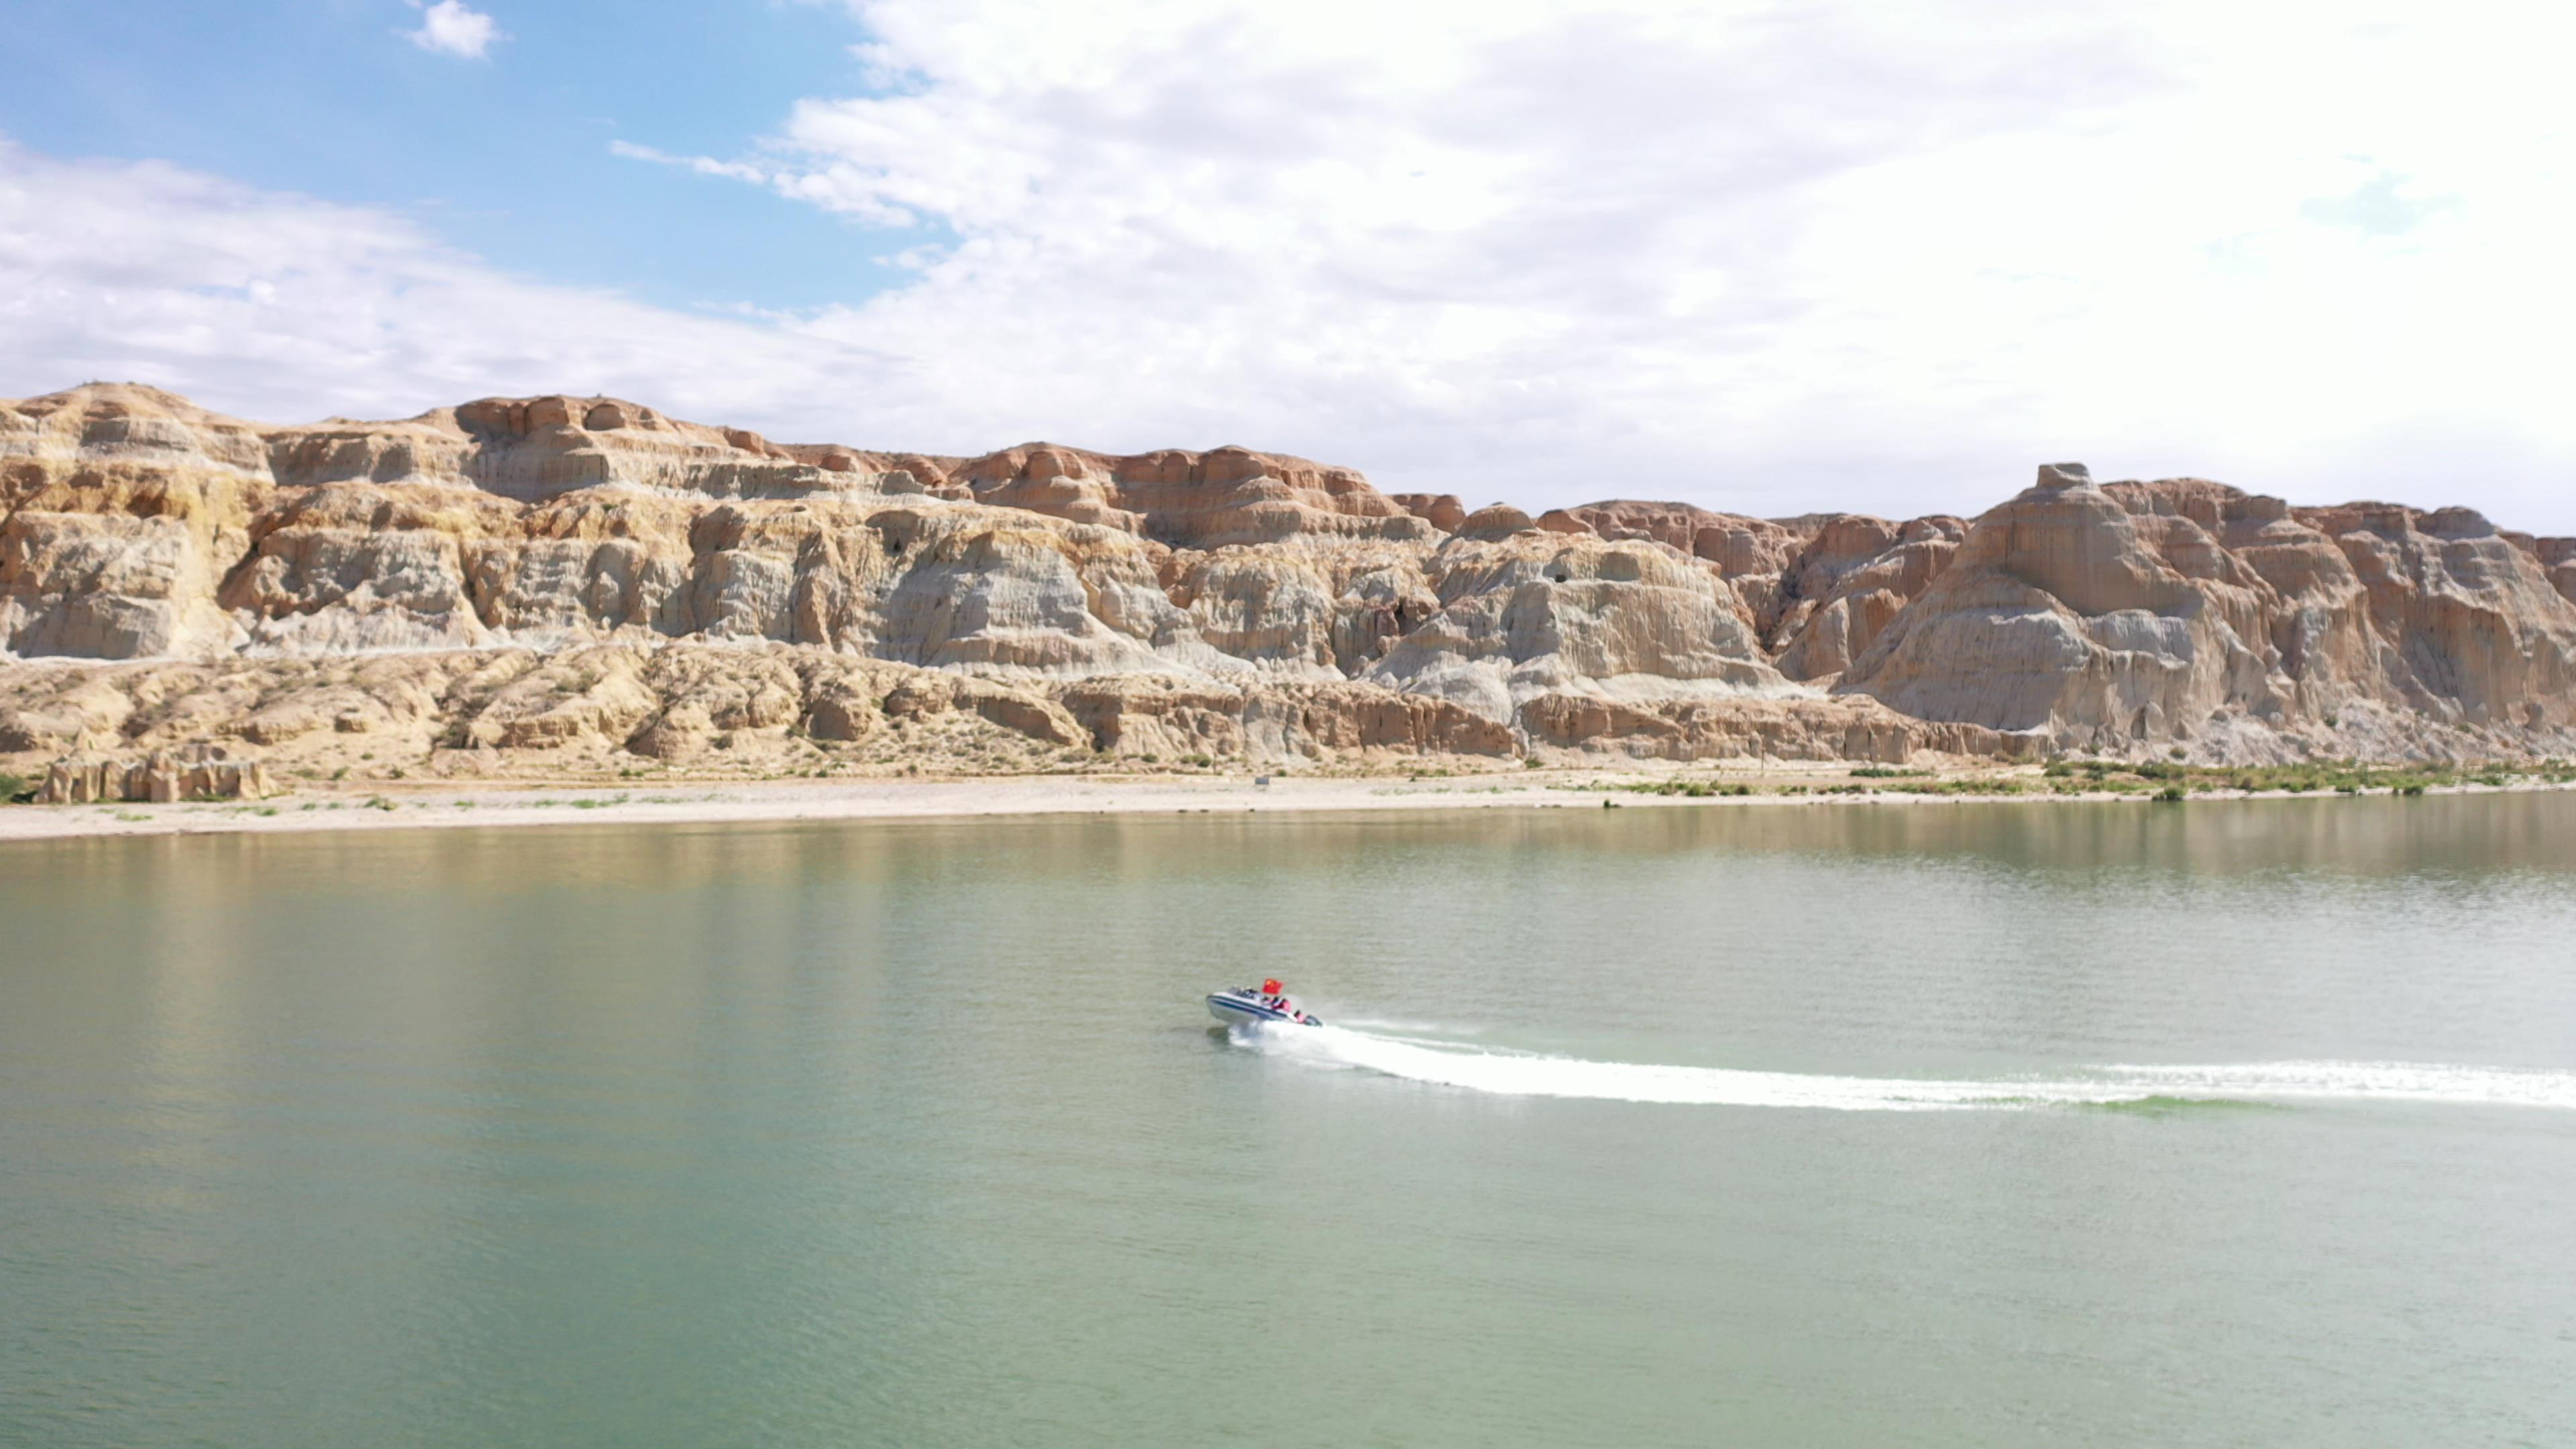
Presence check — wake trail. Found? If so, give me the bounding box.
[1240,1025,2576,1112]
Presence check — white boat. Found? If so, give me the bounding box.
[1208,979,1323,1028]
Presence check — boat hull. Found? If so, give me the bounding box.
[1208,993,1314,1028]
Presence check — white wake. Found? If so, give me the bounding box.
[1238,1025,2576,1112]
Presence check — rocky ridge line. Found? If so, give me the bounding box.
[5,382,2573,782]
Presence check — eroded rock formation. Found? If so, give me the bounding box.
[1842,465,2576,760]
[37,745,272,804]
[6,384,2573,782]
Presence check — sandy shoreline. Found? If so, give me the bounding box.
[0,771,1753,841]
[2,767,2568,842]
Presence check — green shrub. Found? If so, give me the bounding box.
[0,771,32,804]
[1625,777,1757,798]
[1878,777,2025,796]
[2154,786,2188,802]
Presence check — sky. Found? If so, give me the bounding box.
[3,0,2571,528]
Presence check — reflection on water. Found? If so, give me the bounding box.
[25,788,2576,901]
[5,794,2575,1448]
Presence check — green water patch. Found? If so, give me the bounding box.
[2077,1095,2288,1118]
[1961,1093,2292,1116]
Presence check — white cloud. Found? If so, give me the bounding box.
[666,0,2576,528]
[0,140,874,438]
[406,1,502,60]
[9,0,2576,535]
[606,140,773,185]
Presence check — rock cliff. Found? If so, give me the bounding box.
[1841,465,2576,761]
[6,384,2572,785]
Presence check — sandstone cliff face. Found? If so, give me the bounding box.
[0,643,2028,784]
[1839,466,2576,760]
[1554,500,1966,680]
[7,384,2573,777]
[1362,532,1788,728]
[956,443,1434,548]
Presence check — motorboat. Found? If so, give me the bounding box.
[1208,978,1324,1028]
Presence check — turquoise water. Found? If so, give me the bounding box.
[4,796,2575,1446]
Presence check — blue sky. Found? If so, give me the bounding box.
[2,0,907,312]
[2,0,2571,529]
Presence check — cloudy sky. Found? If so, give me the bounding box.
[4,0,2571,527]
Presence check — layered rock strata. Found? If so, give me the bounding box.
[6,385,2573,781]
[1841,466,2576,759]
[37,746,273,804]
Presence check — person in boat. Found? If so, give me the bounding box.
[1219,976,1320,1027]
[1258,978,1316,1024]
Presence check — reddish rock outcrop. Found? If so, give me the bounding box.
[2539,537,2576,606]
[953,443,1432,548]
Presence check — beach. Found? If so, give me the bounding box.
[5,763,2569,841]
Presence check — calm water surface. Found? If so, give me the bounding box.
[5,796,2575,1447]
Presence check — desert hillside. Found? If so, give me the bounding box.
[6,382,2574,792]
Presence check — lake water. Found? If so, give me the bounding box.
[5,796,2575,1448]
